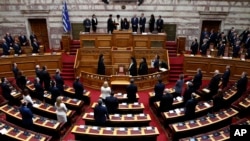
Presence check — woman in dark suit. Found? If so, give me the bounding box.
[97,54,105,75]
[138,57,148,75]
[128,57,137,76]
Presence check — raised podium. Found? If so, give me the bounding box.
[110,75,131,93]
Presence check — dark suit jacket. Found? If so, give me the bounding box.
[192,73,202,90]
[54,74,64,94]
[105,96,119,114]
[73,81,84,99]
[149,18,155,32]
[4,35,14,47]
[97,60,105,75]
[1,82,12,100]
[153,59,160,70]
[236,76,248,95]
[2,42,10,55]
[13,43,21,54]
[91,18,98,30]
[107,18,114,33]
[208,75,221,92]
[212,94,224,112]
[154,82,165,101]
[183,86,195,104]
[232,45,240,57]
[217,44,225,56]
[32,42,39,53]
[19,35,28,46]
[34,82,44,101]
[159,94,173,112]
[156,19,163,32]
[41,70,51,91]
[12,67,19,80]
[50,86,61,103]
[19,106,33,129]
[200,43,208,55]
[190,42,198,55]
[222,70,230,87]
[94,104,109,125]
[30,34,37,43]
[139,17,146,28]
[128,63,137,76]
[131,17,139,27]
[184,98,198,119]
[16,75,27,90]
[138,62,148,75]
[126,83,138,103]
[245,37,250,49]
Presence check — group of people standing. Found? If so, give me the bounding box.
[1,32,40,56]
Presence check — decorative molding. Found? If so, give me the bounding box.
[21,10,50,14]
[199,11,229,16]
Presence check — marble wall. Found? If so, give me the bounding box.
[0,0,249,49]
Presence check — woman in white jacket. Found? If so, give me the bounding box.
[55,96,68,123]
[101,81,111,100]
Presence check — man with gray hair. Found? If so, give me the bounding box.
[221,65,231,88]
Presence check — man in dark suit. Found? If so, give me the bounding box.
[73,77,85,100]
[19,32,28,46]
[12,63,19,81]
[156,15,163,33]
[232,41,241,58]
[159,90,173,112]
[190,38,198,55]
[35,65,42,85]
[138,57,148,75]
[50,80,61,104]
[1,77,14,105]
[4,32,14,47]
[31,38,40,53]
[83,18,91,32]
[236,72,248,97]
[54,69,64,95]
[34,77,44,101]
[41,66,51,91]
[2,38,10,55]
[154,78,165,101]
[91,14,98,33]
[97,54,105,75]
[131,14,139,32]
[16,71,27,90]
[19,102,34,130]
[139,13,146,33]
[183,82,195,104]
[30,32,37,44]
[192,68,202,91]
[212,89,224,112]
[126,79,138,103]
[245,33,250,49]
[13,40,22,55]
[184,93,198,120]
[105,92,119,114]
[200,39,208,55]
[208,70,221,99]
[153,55,160,72]
[217,41,225,57]
[94,99,110,126]
[107,14,114,34]
[221,65,231,88]
[239,27,249,45]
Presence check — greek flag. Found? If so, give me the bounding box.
[62,1,71,32]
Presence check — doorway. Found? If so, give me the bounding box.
[201,20,221,37]
[29,19,49,52]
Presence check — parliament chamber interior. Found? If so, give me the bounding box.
[0,0,250,141]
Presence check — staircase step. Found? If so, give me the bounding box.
[62,68,74,72]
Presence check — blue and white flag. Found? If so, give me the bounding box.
[62,1,71,32]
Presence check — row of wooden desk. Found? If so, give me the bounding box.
[99,93,139,103]
[0,104,63,137]
[83,113,151,127]
[179,118,250,141]
[169,108,238,140]
[0,119,52,141]
[71,125,159,141]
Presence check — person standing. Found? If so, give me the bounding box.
[31,38,40,53]
[149,14,155,33]
[54,69,65,95]
[34,77,44,101]
[16,71,27,91]
[138,57,148,75]
[153,54,160,72]
[41,66,51,91]
[50,80,61,104]
[55,96,68,123]
[236,72,248,97]
[183,82,195,104]
[212,89,224,112]
[190,38,198,55]
[4,32,14,47]
[12,63,19,81]
[83,18,91,32]
[131,14,138,32]
[94,99,110,126]
[1,77,15,105]
[121,18,130,30]
[221,65,231,88]
[128,57,137,76]
[73,77,85,100]
[91,14,98,33]
[29,32,37,44]
[105,92,119,114]
[139,13,146,33]
[126,79,138,103]
[217,40,225,57]
[97,54,105,75]
[192,68,203,91]
[19,102,34,130]
[13,40,22,55]
[159,90,173,112]
[100,81,111,101]
[173,74,184,98]
[22,88,34,109]
[35,65,42,84]
[207,70,221,99]
[18,32,28,46]
[184,93,198,120]
[114,15,122,30]
[2,38,10,55]
[154,78,165,101]
[156,15,163,33]
[107,14,114,34]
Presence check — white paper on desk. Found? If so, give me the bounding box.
[92,126,98,130]
[123,94,127,98]
[106,127,112,131]
[175,109,181,114]
[89,112,94,116]
[169,110,174,113]
[133,127,139,131]
[114,114,120,117]
[176,96,182,102]
[180,108,185,111]
[43,94,49,97]
[207,55,211,58]
[79,125,85,129]
[139,113,145,117]
[33,104,39,108]
[121,103,127,106]
[203,88,210,93]
[127,114,132,117]
[26,80,30,84]
[159,68,167,72]
[204,102,210,107]
[0,128,7,135]
[146,127,153,130]
[119,128,125,131]
[11,91,16,95]
[134,102,139,105]
[117,93,122,95]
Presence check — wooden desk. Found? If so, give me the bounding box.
[161,101,213,125]
[179,118,250,141]
[99,93,139,102]
[44,93,84,112]
[83,113,151,127]
[32,99,75,121]
[0,104,63,136]
[223,86,237,101]
[91,102,144,114]
[0,119,52,141]
[169,108,238,140]
[71,125,159,141]
[64,86,91,105]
